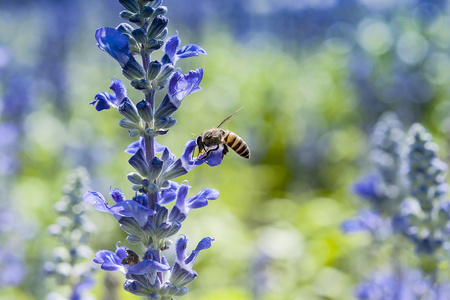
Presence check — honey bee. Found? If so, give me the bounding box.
[196,107,250,159]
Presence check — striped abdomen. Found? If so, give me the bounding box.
[223,130,250,159]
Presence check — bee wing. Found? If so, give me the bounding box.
[217,107,243,128]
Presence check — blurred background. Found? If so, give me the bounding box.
[1,0,450,299]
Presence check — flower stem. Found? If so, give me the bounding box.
[144,89,157,210]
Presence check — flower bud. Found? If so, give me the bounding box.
[131,79,151,90]
[131,184,142,191]
[153,64,174,89]
[126,234,142,244]
[132,28,147,44]
[119,10,133,21]
[158,64,175,81]
[154,117,169,128]
[136,100,153,123]
[147,60,162,80]
[119,0,139,13]
[147,38,164,51]
[147,15,168,39]
[141,6,155,18]
[167,286,180,296]
[174,288,188,297]
[129,129,140,137]
[153,6,168,17]
[155,28,168,40]
[150,243,159,251]
[127,172,143,184]
[165,221,181,237]
[154,204,169,227]
[148,183,159,192]
[129,13,142,25]
[148,156,164,181]
[119,98,141,123]
[122,57,146,80]
[128,148,149,177]
[166,118,177,129]
[119,118,140,130]
[122,33,140,54]
[149,0,162,8]
[116,22,134,34]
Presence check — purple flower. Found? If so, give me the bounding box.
[161,139,223,181]
[168,182,219,222]
[353,174,381,202]
[95,27,132,68]
[70,277,95,300]
[162,33,207,65]
[125,138,168,155]
[168,69,203,107]
[341,210,383,233]
[354,270,442,300]
[93,245,128,274]
[153,69,204,119]
[83,189,155,227]
[90,78,127,111]
[170,236,214,287]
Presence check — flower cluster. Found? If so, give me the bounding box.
[84,0,223,298]
[343,114,450,299]
[342,112,406,238]
[44,168,96,300]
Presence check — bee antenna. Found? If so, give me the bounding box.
[190,133,197,138]
[218,107,244,128]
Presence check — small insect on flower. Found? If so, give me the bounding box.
[121,250,140,267]
[196,107,250,159]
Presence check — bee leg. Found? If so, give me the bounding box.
[200,145,219,160]
[195,136,205,158]
[222,145,229,157]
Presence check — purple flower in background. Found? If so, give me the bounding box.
[341,210,383,233]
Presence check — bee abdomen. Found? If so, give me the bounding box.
[223,131,250,159]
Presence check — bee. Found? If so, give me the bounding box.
[196,107,250,159]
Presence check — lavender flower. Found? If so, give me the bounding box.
[45,168,96,300]
[342,112,406,237]
[84,0,224,298]
[402,124,450,275]
[345,117,450,298]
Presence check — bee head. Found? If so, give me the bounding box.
[195,136,205,158]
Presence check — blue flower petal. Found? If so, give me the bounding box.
[110,78,127,103]
[168,69,203,107]
[187,188,219,209]
[159,181,179,204]
[163,34,180,64]
[176,44,207,59]
[163,34,206,65]
[93,246,127,273]
[110,188,126,203]
[83,191,110,213]
[124,138,168,155]
[95,27,131,67]
[84,191,155,227]
[128,259,171,275]
[90,92,116,111]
